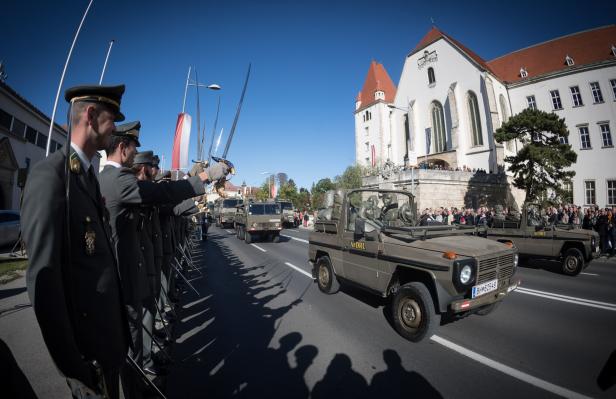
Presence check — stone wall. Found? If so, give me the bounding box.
[362,169,526,211]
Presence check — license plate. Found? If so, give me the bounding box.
[269,219,279,222]
[472,279,498,298]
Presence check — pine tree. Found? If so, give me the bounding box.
[494,108,577,203]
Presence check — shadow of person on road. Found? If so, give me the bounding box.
[369,349,442,398]
[0,338,38,399]
[311,353,369,399]
[0,286,27,300]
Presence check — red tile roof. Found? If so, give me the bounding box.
[356,61,397,110]
[486,25,616,84]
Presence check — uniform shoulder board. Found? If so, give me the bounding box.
[69,152,81,174]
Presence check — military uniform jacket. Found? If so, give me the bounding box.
[21,149,129,381]
[99,165,205,306]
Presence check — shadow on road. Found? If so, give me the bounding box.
[0,338,37,398]
[0,286,27,300]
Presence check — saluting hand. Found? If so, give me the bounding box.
[199,161,231,183]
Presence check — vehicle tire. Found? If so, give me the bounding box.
[239,226,245,241]
[562,248,584,276]
[391,282,440,342]
[245,230,252,244]
[475,301,501,316]
[316,256,339,294]
[272,234,280,243]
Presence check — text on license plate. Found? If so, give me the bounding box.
[472,279,498,298]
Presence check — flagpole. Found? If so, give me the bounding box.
[195,68,201,159]
[99,39,114,84]
[181,66,191,114]
[46,0,95,157]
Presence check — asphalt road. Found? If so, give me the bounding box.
[1,226,615,398]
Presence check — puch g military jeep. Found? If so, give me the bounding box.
[216,197,243,228]
[234,201,282,243]
[308,189,520,342]
[486,203,600,276]
[277,199,295,227]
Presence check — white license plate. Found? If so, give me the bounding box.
[472,279,498,298]
[269,219,280,222]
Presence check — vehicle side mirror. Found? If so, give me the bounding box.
[354,218,366,237]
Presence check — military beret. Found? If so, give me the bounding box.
[133,150,154,165]
[152,155,160,167]
[113,120,141,147]
[64,84,126,122]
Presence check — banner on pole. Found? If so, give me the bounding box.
[172,113,192,170]
[371,145,376,167]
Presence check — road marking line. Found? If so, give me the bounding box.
[281,234,309,244]
[580,272,599,276]
[225,230,234,234]
[250,244,267,253]
[284,262,314,279]
[516,288,616,311]
[431,335,592,399]
[517,287,616,307]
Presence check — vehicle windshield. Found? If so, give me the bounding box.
[223,199,243,208]
[249,203,280,215]
[346,190,416,231]
[279,202,293,210]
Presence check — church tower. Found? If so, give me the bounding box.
[354,60,397,168]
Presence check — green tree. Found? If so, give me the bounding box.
[494,108,577,203]
[334,164,365,189]
[278,180,298,202]
[311,178,336,209]
[255,180,270,201]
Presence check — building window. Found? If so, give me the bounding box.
[36,132,47,150]
[550,90,563,110]
[565,55,574,66]
[608,180,616,206]
[365,142,369,152]
[578,126,591,149]
[611,79,616,101]
[599,123,613,147]
[364,110,371,121]
[11,117,25,136]
[50,140,59,153]
[520,68,528,78]
[526,95,537,110]
[25,126,37,144]
[559,135,569,145]
[590,82,604,104]
[0,108,12,131]
[467,91,483,146]
[584,181,596,205]
[562,181,573,204]
[403,113,412,152]
[365,157,369,165]
[427,67,436,85]
[499,94,509,124]
[570,86,583,107]
[365,126,369,137]
[430,101,446,153]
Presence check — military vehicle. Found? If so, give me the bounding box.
[235,201,282,243]
[277,200,296,227]
[308,189,519,342]
[215,197,243,228]
[486,203,600,276]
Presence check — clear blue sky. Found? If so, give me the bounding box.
[3,0,615,189]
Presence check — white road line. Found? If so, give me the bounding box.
[431,335,592,399]
[580,272,599,276]
[281,234,309,244]
[250,244,267,253]
[225,229,234,234]
[284,262,314,279]
[516,287,616,311]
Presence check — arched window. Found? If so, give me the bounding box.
[499,94,514,151]
[428,67,436,85]
[467,91,483,146]
[430,101,446,153]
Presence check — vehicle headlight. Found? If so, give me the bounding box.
[514,253,519,268]
[591,237,596,249]
[275,223,280,227]
[460,265,472,284]
[252,222,258,228]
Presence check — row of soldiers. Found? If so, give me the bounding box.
[20,84,228,398]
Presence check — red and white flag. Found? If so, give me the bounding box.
[371,144,376,167]
[171,112,192,170]
[270,182,277,199]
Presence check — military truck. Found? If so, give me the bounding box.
[235,201,282,243]
[277,200,295,227]
[309,189,519,342]
[486,204,600,276]
[216,198,244,228]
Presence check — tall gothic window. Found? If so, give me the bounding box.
[467,91,483,146]
[430,101,446,153]
[428,67,436,85]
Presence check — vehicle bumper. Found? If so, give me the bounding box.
[450,279,520,313]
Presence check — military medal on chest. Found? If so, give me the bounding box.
[84,216,96,255]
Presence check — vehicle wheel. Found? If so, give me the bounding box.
[272,234,281,243]
[245,230,252,244]
[475,301,500,316]
[316,256,339,294]
[239,227,245,240]
[391,282,439,342]
[562,248,584,276]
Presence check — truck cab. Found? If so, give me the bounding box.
[235,201,283,243]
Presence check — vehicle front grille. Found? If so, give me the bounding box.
[476,253,515,285]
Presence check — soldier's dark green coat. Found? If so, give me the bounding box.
[21,150,129,384]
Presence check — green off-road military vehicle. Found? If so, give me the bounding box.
[309,189,519,342]
[277,200,295,227]
[215,197,243,228]
[235,201,282,243]
[486,204,600,276]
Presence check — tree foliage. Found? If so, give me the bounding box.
[334,165,365,189]
[494,108,577,203]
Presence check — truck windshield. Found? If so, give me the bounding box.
[223,199,243,208]
[249,204,280,215]
[279,202,293,210]
[346,190,415,230]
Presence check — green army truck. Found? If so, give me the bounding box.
[216,197,243,228]
[277,200,295,227]
[234,201,282,243]
[308,189,519,342]
[486,204,600,276]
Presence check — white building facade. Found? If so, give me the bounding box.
[356,25,616,207]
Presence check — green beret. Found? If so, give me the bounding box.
[64,84,125,121]
[114,120,141,147]
[133,150,154,165]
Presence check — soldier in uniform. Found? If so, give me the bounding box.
[21,85,129,398]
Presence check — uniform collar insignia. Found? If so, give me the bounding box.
[70,152,81,174]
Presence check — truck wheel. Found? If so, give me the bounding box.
[272,234,280,243]
[239,227,245,240]
[316,256,339,294]
[562,248,584,276]
[392,282,439,342]
[245,230,252,244]
[475,301,500,316]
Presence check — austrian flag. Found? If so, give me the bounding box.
[171,112,192,171]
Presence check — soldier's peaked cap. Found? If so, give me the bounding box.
[152,155,160,167]
[113,120,141,147]
[64,84,126,122]
[133,150,154,166]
